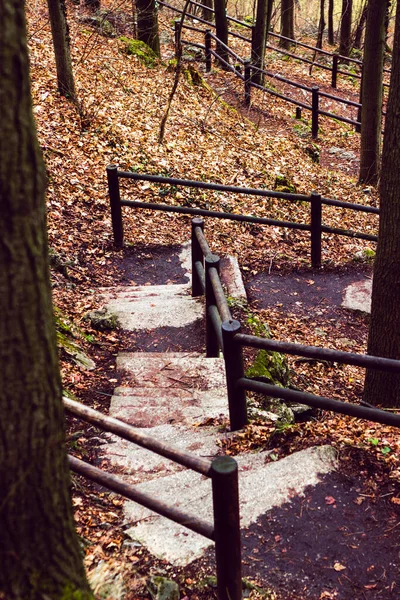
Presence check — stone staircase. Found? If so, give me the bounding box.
[98,244,337,566]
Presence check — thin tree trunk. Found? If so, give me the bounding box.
[339,0,353,56]
[328,0,334,45]
[0,1,93,598]
[202,0,214,22]
[46,0,76,100]
[359,0,387,184]
[136,0,160,56]
[316,0,326,49]
[252,0,270,85]
[214,0,229,66]
[280,0,295,48]
[353,2,367,50]
[364,1,400,408]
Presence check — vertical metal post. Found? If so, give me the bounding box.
[295,106,302,119]
[106,165,123,248]
[191,218,204,298]
[211,456,242,600]
[205,29,212,72]
[205,254,221,358]
[174,19,180,58]
[311,86,319,139]
[221,320,247,431]
[310,192,322,269]
[331,54,338,88]
[244,60,251,107]
[356,68,363,133]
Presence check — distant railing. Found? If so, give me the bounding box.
[160,0,391,90]
[190,217,400,432]
[106,166,378,269]
[65,398,242,600]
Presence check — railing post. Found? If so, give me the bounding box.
[295,106,302,119]
[106,164,123,248]
[244,60,251,107]
[205,254,221,357]
[331,54,338,88]
[174,19,180,58]
[221,320,247,431]
[191,218,204,297]
[211,456,242,600]
[310,192,322,268]
[311,86,319,139]
[205,29,212,72]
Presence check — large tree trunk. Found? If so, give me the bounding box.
[0,1,93,598]
[328,0,334,45]
[252,0,273,85]
[363,2,400,408]
[136,0,160,56]
[214,0,229,66]
[202,0,214,23]
[46,0,76,100]
[280,0,295,48]
[358,0,387,184]
[339,0,353,56]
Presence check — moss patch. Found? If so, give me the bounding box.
[119,37,158,67]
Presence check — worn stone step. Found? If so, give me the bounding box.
[100,284,203,330]
[123,446,338,566]
[110,386,228,427]
[116,352,227,390]
[102,423,224,484]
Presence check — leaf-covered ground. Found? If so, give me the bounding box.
[26,1,399,598]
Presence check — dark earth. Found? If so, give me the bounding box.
[105,245,399,600]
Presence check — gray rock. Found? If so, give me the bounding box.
[147,576,179,600]
[85,307,120,331]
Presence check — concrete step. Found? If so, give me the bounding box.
[116,352,227,390]
[123,445,338,566]
[102,423,224,484]
[100,284,203,330]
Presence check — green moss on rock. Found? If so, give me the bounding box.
[119,37,158,67]
[274,174,296,193]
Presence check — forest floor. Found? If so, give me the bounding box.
[26,1,399,598]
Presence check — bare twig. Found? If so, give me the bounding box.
[158,0,192,144]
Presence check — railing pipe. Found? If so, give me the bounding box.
[208,267,232,322]
[106,164,123,248]
[68,455,214,539]
[192,218,205,297]
[237,378,400,428]
[311,86,319,139]
[221,320,247,430]
[174,19,180,57]
[205,254,221,357]
[310,192,322,268]
[64,398,212,475]
[211,456,242,600]
[233,333,400,374]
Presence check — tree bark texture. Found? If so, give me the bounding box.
[317,0,326,49]
[328,0,334,45]
[358,0,387,184]
[214,0,230,66]
[0,1,92,598]
[202,0,214,23]
[136,0,160,56]
[251,0,271,85]
[353,3,367,49]
[280,0,295,48]
[46,0,76,100]
[339,0,353,56]
[364,1,400,408]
